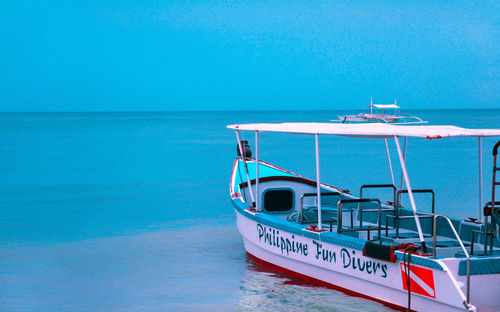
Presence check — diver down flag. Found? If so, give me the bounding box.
[400,264,436,298]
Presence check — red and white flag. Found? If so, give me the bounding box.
[400,264,436,298]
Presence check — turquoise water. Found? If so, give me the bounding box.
[0,110,499,311]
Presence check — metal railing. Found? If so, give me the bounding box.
[397,189,435,214]
[359,184,398,239]
[393,189,436,239]
[360,184,397,207]
[299,192,341,225]
[470,230,485,256]
[337,198,382,240]
[385,213,435,238]
[432,215,470,305]
[299,187,439,242]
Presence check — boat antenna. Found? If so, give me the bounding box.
[370,97,373,114]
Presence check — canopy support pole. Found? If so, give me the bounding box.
[235,130,255,208]
[255,131,260,212]
[394,136,428,253]
[315,133,322,229]
[384,138,395,186]
[479,137,483,221]
[399,137,408,190]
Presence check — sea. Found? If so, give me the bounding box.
[0,109,499,312]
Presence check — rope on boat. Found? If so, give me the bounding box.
[402,244,420,312]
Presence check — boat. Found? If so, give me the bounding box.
[227,122,500,311]
[332,99,427,124]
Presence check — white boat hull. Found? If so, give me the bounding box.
[235,209,491,311]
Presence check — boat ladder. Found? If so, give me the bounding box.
[483,140,500,255]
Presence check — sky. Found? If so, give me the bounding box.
[0,1,499,111]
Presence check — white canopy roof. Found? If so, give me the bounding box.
[373,104,399,109]
[227,122,500,139]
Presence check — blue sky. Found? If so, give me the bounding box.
[1,1,498,111]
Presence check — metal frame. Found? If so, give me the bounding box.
[235,130,496,257]
[483,140,500,255]
[397,189,435,214]
[384,139,395,185]
[360,184,397,207]
[432,215,470,305]
[385,212,435,238]
[299,192,341,225]
[394,136,428,253]
[471,229,486,256]
[255,131,260,211]
[385,213,435,238]
[483,201,500,254]
[235,130,255,208]
[360,184,397,233]
[315,133,322,229]
[337,198,382,240]
[479,137,483,221]
[399,137,407,190]
[394,189,436,238]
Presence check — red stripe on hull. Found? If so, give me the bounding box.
[246,251,413,312]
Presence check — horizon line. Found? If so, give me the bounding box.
[1,108,500,114]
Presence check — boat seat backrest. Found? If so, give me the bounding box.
[434,217,461,239]
[459,222,482,244]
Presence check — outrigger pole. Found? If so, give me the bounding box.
[394,135,428,253]
[235,130,256,209]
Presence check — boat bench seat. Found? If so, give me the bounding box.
[458,222,500,248]
[457,256,500,276]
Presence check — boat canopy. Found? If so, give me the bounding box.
[372,104,399,109]
[227,123,500,139]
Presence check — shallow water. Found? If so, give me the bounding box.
[0,110,498,311]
